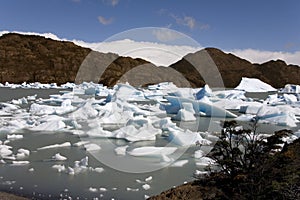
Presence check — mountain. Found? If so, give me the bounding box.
[170,48,300,88]
[1,33,300,88]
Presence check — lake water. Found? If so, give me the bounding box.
[0,88,297,200]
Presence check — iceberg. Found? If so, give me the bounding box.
[280,84,300,93]
[171,159,189,167]
[111,84,145,102]
[172,102,196,122]
[235,77,277,92]
[84,143,101,152]
[167,127,211,146]
[114,145,128,156]
[195,85,213,100]
[256,106,299,127]
[164,96,237,118]
[127,146,177,157]
[112,124,162,142]
[31,120,66,131]
[52,153,67,161]
[37,142,71,150]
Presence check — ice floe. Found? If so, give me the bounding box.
[37,142,71,150]
[235,77,277,92]
[127,147,177,157]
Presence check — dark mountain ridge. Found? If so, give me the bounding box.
[0,33,299,88]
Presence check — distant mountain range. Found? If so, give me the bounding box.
[1,33,299,88]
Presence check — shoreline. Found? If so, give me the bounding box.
[0,191,30,200]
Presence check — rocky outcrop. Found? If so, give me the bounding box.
[170,48,300,88]
[1,33,300,88]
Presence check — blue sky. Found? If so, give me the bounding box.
[0,0,299,52]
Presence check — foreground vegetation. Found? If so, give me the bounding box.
[150,121,300,200]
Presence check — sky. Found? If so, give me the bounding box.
[0,0,300,65]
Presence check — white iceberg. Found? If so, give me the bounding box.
[167,127,211,147]
[195,85,212,100]
[52,153,67,161]
[172,102,196,122]
[37,142,71,150]
[280,84,300,93]
[235,77,277,92]
[171,159,189,167]
[114,145,128,156]
[127,146,177,157]
[164,96,237,118]
[112,124,161,142]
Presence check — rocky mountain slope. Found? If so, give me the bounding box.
[1,33,299,88]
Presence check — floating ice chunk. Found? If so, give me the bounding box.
[73,141,90,147]
[67,166,75,175]
[38,142,71,150]
[172,107,196,122]
[144,195,150,199]
[0,145,13,157]
[89,187,98,192]
[32,120,66,131]
[114,145,128,156]
[93,167,104,173]
[17,149,30,156]
[152,117,176,130]
[195,85,212,100]
[213,90,246,100]
[145,176,152,182]
[111,84,145,102]
[85,125,113,138]
[113,124,161,142]
[235,114,256,122]
[30,103,56,115]
[28,168,34,172]
[195,157,215,167]
[142,184,151,190]
[71,99,98,120]
[52,153,67,161]
[283,94,298,104]
[235,77,276,92]
[0,159,6,164]
[7,134,23,140]
[84,143,101,152]
[128,147,177,157]
[256,106,299,127]
[11,161,30,165]
[27,94,37,101]
[126,187,139,192]
[160,154,173,163]
[126,116,150,128]
[194,170,209,176]
[194,150,204,159]
[171,160,189,167]
[280,84,300,93]
[239,104,262,114]
[99,187,107,192]
[164,96,237,118]
[172,102,196,121]
[168,127,211,147]
[11,97,28,105]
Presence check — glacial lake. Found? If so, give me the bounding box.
[0,87,298,200]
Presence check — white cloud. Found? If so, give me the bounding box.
[98,16,114,25]
[72,39,202,66]
[228,49,300,66]
[172,14,196,29]
[152,29,183,42]
[103,0,119,6]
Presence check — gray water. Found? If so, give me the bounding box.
[0,88,297,200]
